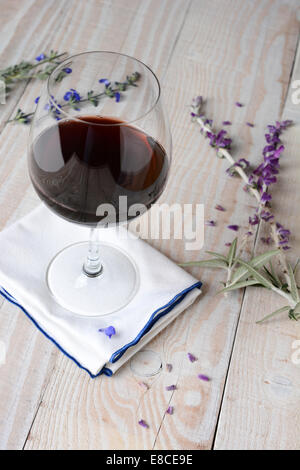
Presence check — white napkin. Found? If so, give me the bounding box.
[0,205,201,377]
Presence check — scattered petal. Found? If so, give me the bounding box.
[246,122,254,127]
[198,374,211,382]
[225,242,232,247]
[249,214,259,226]
[35,53,46,62]
[34,96,40,104]
[215,204,226,212]
[166,406,174,415]
[63,67,72,74]
[138,382,149,391]
[205,220,216,227]
[166,363,173,372]
[227,225,239,232]
[138,419,149,428]
[187,353,197,363]
[98,326,116,339]
[115,91,121,102]
[222,121,232,126]
[235,102,243,107]
[166,385,177,391]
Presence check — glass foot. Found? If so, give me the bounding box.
[46,241,139,317]
[130,350,162,377]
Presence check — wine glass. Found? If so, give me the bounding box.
[28,51,172,317]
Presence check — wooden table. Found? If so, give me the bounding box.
[0,0,299,450]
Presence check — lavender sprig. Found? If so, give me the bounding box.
[7,71,141,124]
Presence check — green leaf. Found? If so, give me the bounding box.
[236,260,274,289]
[227,237,237,268]
[219,279,260,294]
[205,251,228,263]
[230,250,280,285]
[256,306,290,324]
[287,263,300,302]
[179,259,228,269]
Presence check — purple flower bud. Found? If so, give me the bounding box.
[215,204,226,211]
[260,211,274,222]
[192,96,203,107]
[261,236,272,245]
[249,214,259,226]
[205,220,216,227]
[34,96,40,104]
[99,78,110,86]
[261,192,272,203]
[263,176,277,186]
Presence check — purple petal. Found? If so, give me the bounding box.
[115,92,121,102]
[222,121,232,126]
[205,220,216,227]
[198,374,211,382]
[187,353,197,363]
[166,406,174,415]
[166,363,173,372]
[227,225,239,232]
[235,102,243,107]
[246,122,254,127]
[138,419,149,428]
[166,385,177,391]
[98,326,116,339]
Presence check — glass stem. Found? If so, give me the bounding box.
[83,227,103,277]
